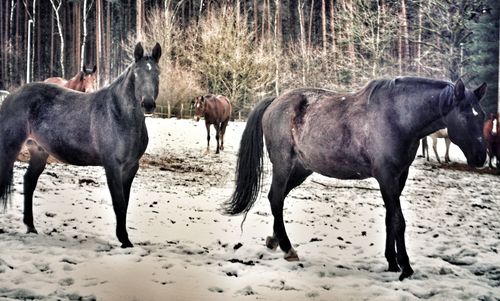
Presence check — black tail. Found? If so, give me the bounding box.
[224,97,275,215]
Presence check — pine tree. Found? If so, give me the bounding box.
[466,0,499,114]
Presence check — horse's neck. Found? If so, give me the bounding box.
[108,69,142,120]
[66,73,83,91]
[399,85,452,139]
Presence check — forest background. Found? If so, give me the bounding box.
[0,0,498,117]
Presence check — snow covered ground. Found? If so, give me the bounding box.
[0,118,498,301]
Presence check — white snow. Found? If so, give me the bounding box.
[0,118,498,301]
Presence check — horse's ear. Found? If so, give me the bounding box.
[91,65,97,74]
[134,43,144,62]
[454,78,465,100]
[152,43,162,63]
[474,82,487,100]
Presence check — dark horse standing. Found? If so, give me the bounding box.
[225,77,487,280]
[193,94,232,154]
[45,65,97,93]
[0,42,161,247]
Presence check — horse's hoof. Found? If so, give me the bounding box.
[387,263,400,272]
[284,248,299,261]
[399,267,414,281]
[265,236,278,250]
[26,226,38,234]
[120,241,134,248]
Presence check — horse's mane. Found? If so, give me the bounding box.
[363,77,453,104]
[107,66,132,91]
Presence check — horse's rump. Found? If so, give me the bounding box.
[204,95,232,122]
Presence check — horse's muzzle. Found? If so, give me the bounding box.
[468,152,486,168]
[141,98,156,115]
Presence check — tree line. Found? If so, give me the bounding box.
[0,0,498,117]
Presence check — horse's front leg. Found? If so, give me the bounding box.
[205,122,211,153]
[123,162,139,205]
[104,164,133,248]
[376,168,414,280]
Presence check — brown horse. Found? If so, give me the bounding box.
[193,94,232,154]
[484,113,499,168]
[44,65,97,93]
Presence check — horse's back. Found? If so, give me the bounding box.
[216,95,232,119]
[44,77,67,86]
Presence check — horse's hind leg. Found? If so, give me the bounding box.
[23,141,49,234]
[444,138,451,163]
[214,123,221,154]
[432,136,441,163]
[219,120,229,151]
[267,164,311,261]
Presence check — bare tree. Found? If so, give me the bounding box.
[49,0,64,78]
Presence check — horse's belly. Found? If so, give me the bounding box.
[304,159,372,180]
[295,142,372,180]
[29,134,101,166]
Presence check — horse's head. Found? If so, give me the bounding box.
[193,96,205,121]
[81,65,97,92]
[444,79,487,167]
[131,42,162,116]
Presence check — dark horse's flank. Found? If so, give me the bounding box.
[45,65,97,93]
[225,77,487,280]
[0,42,161,248]
[193,94,232,154]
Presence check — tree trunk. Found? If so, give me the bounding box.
[253,0,258,39]
[416,0,422,75]
[330,0,336,53]
[399,0,409,74]
[307,0,314,49]
[136,0,143,40]
[30,0,36,82]
[321,0,327,53]
[105,0,111,84]
[75,1,80,72]
[342,0,355,64]
[50,6,54,75]
[274,0,282,95]
[96,0,102,87]
[298,0,307,85]
[49,0,64,78]
[80,0,88,70]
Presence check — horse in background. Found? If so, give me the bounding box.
[224,77,487,281]
[484,113,498,168]
[430,129,452,163]
[45,65,97,93]
[0,43,161,247]
[193,94,232,154]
